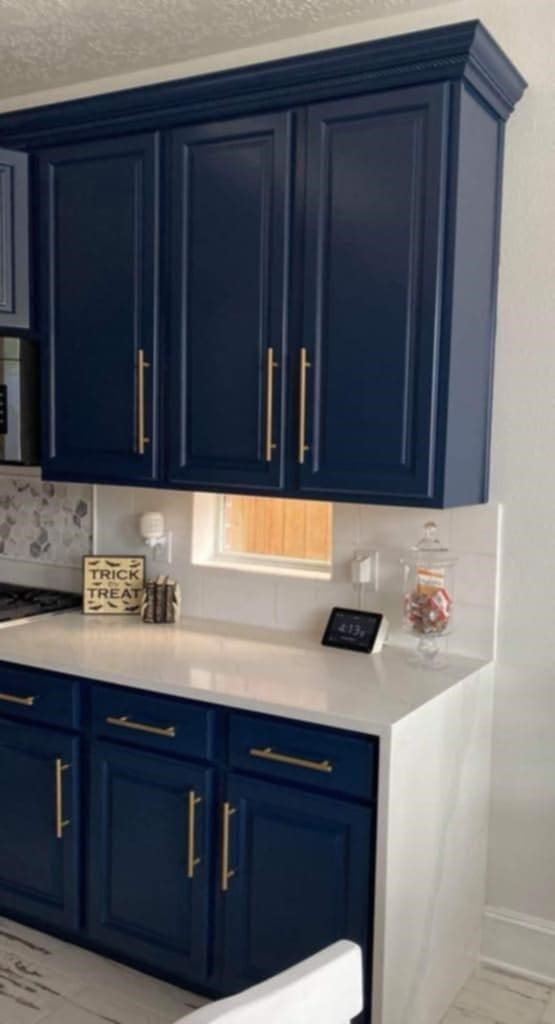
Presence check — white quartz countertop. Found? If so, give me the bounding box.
[0,612,488,736]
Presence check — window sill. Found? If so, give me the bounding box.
[193,555,332,582]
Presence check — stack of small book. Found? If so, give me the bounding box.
[141,576,181,624]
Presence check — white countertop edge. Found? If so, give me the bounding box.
[0,612,491,738]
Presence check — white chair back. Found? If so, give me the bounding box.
[175,941,363,1024]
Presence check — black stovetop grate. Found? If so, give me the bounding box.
[0,583,81,621]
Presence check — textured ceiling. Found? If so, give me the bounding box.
[0,0,462,102]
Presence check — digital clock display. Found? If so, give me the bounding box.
[321,607,383,653]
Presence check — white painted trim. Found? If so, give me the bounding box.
[481,905,555,987]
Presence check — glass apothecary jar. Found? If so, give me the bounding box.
[401,522,457,668]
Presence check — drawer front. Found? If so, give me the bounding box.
[228,712,378,801]
[92,685,216,761]
[0,663,79,729]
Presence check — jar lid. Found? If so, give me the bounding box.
[401,521,457,568]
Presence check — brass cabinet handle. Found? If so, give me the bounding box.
[249,746,333,774]
[298,347,312,464]
[265,347,279,462]
[0,692,36,707]
[55,758,70,840]
[136,348,151,455]
[221,801,236,892]
[187,790,202,879]
[106,715,176,739]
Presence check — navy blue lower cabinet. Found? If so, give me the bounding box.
[220,773,374,998]
[88,742,213,983]
[0,719,80,930]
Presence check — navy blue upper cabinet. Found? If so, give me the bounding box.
[0,147,30,330]
[39,134,159,483]
[297,79,509,506]
[0,22,524,504]
[299,85,448,504]
[167,113,292,491]
[89,742,213,982]
[221,773,373,996]
[0,720,80,931]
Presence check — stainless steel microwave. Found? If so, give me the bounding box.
[0,336,39,464]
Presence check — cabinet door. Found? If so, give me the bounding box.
[0,147,30,330]
[221,774,374,996]
[167,113,292,491]
[0,720,80,930]
[89,742,213,984]
[39,134,159,483]
[299,85,448,503]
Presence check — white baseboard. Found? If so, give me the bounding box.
[482,905,555,987]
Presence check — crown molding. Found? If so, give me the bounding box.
[0,20,527,148]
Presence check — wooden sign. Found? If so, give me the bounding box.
[83,556,145,615]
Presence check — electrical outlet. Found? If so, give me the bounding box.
[152,531,173,564]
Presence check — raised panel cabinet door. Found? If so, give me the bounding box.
[39,134,159,483]
[299,85,448,503]
[220,774,374,1000]
[89,742,213,984]
[0,147,30,330]
[0,720,80,930]
[167,113,293,491]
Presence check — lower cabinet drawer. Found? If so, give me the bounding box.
[0,662,79,729]
[92,684,217,761]
[228,711,378,801]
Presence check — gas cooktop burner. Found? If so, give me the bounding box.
[0,584,81,622]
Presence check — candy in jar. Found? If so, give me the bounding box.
[401,522,457,666]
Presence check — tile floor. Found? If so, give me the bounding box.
[442,966,555,1024]
[0,915,553,1024]
[0,916,207,1024]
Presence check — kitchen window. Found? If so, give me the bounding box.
[192,494,333,578]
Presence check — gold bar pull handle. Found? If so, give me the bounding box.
[298,347,312,464]
[0,692,36,707]
[55,758,70,840]
[265,347,279,462]
[187,790,202,880]
[136,348,151,455]
[221,801,236,892]
[249,746,333,774]
[106,716,176,739]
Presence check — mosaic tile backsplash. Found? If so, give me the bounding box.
[0,478,92,566]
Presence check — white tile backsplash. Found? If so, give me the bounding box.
[456,553,497,608]
[359,504,453,549]
[93,487,500,659]
[200,567,276,627]
[451,504,500,556]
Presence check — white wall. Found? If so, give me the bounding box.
[10,0,555,981]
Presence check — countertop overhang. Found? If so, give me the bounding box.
[0,611,489,736]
